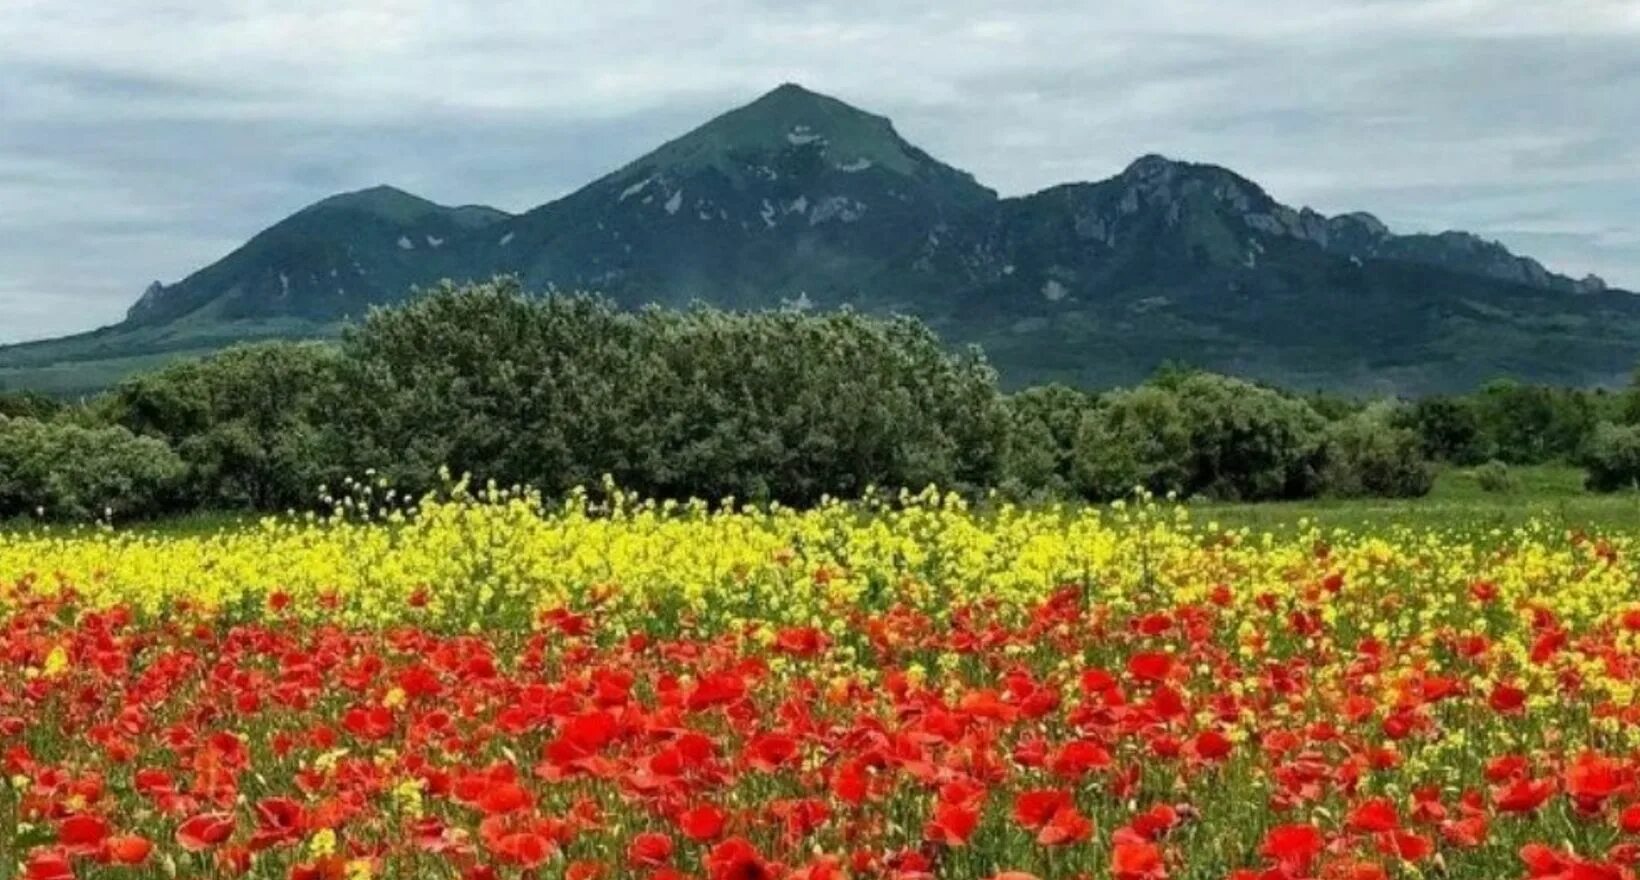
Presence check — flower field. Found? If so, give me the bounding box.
[4,488,1640,879]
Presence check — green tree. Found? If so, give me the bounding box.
[999,384,1096,498]
[1071,384,1193,499]
[105,342,341,509]
[0,390,62,420]
[1400,395,1492,464]
[1317,403,1435,498]
[1582,422,1640,492]
[1170,373,1326,501]
[0,417,186,520]
[1472,380,1600,464]
[331,278,1008,504]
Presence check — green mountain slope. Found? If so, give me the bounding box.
[3,85,1633,396]
[481,82,997,310]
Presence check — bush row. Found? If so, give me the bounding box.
[8,277,1637,521]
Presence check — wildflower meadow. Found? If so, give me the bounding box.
[4,485,1640,879]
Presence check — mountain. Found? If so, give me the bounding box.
[894,154,1637,390]
[2,83,1635,395]
[127,185,510,326]
[479,82,996,311]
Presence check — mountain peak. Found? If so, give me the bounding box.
[302,185,442,223]
[297,186,507,230]
[754,81,826,104]
[1118,153,1259,187]
[1122,153,1180,176]
[618,84,950,182]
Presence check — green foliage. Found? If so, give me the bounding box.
[1302,391,1367,423]
[1474,460,1514,494]
[1470,380,1604,464]
[0,390,62,420]
[0,417,186,520]
[1071,384,1193,500]
[999,385,1097,498]
[327,279,635,497]
[104,342,341,509]
[1399,396,1493,464]
[19,278,1633,513]
[1072,374,1327,502]
[1582,423,1640,493]
[1620,367,1640,426]
[1317,404,1435,498]
[331,279,1007,504]
[1170,373,1327,501]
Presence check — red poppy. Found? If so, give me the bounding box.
[477,782,532,816]
[1489,683,1527,714]
[1375,830,1433,862]
[491,831,554,868]
[176,812,236,851]
[1521,843,1568,878]
[1260,823,1325,873]
[628,832,675,869]
[1565,751,1631,812]
[1111,839,1167,880]
[706,838,771,880]
[1128,652,1174,684]
[1012,789,1071,829]
[1193,730,1233,762]
[925,800,980,846]
[106,834,154,865]
[1347,797,1400,833]
[24,851,74,880]
[1440,816,1489,848]
[1051,740,1113,778]
[250,797,307,850]
[57,814,110,855]
[678,804,727,843]
[1493,777,1556,813]
[1129,805,1180,840]
[1037,806,1094,846]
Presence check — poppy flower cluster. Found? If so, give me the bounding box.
[5,494,1640,878]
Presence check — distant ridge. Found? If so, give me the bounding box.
[3,83,1634,396]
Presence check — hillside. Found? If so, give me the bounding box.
[3,83,1634,396]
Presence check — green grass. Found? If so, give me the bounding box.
[0,510,253,538]
[1198,463,1640,533]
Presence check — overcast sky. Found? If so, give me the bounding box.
[2,0,1637,344]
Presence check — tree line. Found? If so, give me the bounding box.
[2,277,1638,521]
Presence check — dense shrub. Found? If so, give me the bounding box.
[1317,404,1435,498]
[1470,380,1603,465]
[0,390,62,420]
[1475,459,1514,494]
[330,278,1007,504]
[1170,373,1327,500]
[0,417,186,520]
[1399,396,1492,464]
[1071,385,1193,500]
[1070,374,1326,501]
[1582,423,1640,492]
[104,343,341,509]
[2,279,1575,511]
[999,385,1097,499]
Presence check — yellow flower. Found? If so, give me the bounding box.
[309,828,337,858]
[42,645,69,678]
